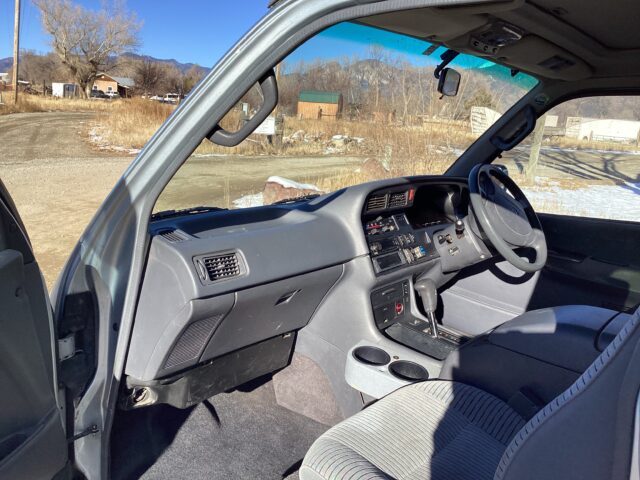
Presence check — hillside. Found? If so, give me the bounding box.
[0,53,208,76]
[0,57,12,72]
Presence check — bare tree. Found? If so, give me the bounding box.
[34,0,141,97]
[182,65,205,94]
[157,63,183,95]
[18,51,65,88]
[134,58,161,95]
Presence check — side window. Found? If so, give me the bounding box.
[502,96,640,222]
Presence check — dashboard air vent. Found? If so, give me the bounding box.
[197,253,241,282]
[366,193,388,211]
[160,229,188,242]
[388,191,408,208]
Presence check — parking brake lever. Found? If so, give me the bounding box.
[414,278,439,339]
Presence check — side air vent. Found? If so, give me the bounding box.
[194,252,243,284]
[388,191,408,208]
[159,229,188,242]
[366,193,388,211]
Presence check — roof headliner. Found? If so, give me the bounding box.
[358,0,640,83]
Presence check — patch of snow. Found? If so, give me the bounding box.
[191,153,233,158]
[522,182,640,222]
[233,192,264,208]
[291,130,305,141]
[88,125,140,155]
[323,146,342,155]
[266,176,320,191]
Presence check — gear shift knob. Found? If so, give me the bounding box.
[414,277,439,338]
[415,278,438,312]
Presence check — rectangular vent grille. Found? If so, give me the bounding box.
[366,194,388,211]
[164,314,224,369]
[388,191,408,208]
[199,253,241,282]
[160,230,187,242]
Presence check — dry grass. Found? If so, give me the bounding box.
[91,103,479,193]
[0,93,117,115]
[544,136,640,153]
[98,98,176,147]
[92,100,478,159]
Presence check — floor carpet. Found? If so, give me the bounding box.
[111,378,329,479]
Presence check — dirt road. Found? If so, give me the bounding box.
[1,112,133,287]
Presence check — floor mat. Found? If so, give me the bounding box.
[111,378,328,479]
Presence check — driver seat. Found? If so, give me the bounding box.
[300,306,640,480]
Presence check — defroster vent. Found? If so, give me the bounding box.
[195,252,242,283]
[159,229,188,242]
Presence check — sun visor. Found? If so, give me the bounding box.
[358,9,487,42]
[497,35,592,80]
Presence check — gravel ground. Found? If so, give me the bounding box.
[1,112,132,287]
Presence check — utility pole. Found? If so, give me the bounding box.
[273,62,283,146]
[526,114,546,181]
[11,0,21,104]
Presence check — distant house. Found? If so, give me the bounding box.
[297,91,343,120]
[52,82,80,98]
[92,73,135,97]
[0,73,8,85]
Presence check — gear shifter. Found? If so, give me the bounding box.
[414,278,439,338]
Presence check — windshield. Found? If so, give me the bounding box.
[154,21,538,214]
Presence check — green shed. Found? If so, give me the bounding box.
[297,90,343,120]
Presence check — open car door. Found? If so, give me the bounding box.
[0,180,68,479]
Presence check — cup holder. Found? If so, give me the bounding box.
[388,360,429,382]
[353,346,391,366]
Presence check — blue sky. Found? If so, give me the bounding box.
[1,0,490,68]
[0,0,536,88]
[0,0,269,65]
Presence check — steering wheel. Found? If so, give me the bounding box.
[468,164,547,272]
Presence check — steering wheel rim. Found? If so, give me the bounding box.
[468,164,547,273]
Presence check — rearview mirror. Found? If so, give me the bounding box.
[437,68,461,97]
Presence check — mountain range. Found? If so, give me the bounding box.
[0,53,209,75]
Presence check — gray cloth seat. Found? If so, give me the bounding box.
[300,381,525,480]
[301,306,640,480]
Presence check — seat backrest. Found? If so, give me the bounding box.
[495,307,640,480]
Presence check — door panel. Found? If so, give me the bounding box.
[529,214,640,312]
[0,184,67,479]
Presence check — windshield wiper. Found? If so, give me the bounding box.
[271,194,321,205]
[151,205,227,220]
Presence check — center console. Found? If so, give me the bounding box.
[363,182,474,361]
[370,279,469,360]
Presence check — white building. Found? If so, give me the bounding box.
[52,82,80,98]
[569,118,640,143]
